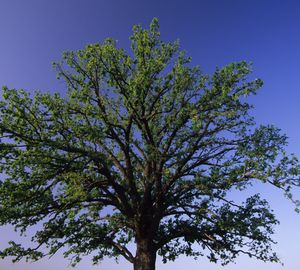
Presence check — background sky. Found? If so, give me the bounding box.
[0,0,300,269]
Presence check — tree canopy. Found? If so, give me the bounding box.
[0,18,299,270]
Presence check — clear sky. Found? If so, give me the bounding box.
[0,0,300,269]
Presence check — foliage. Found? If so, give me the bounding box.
[0,18,299,268]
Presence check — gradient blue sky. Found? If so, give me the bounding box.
[0,1,300,269]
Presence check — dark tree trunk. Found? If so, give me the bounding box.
[134,238,157,270]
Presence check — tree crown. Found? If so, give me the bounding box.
[0,18,299,268]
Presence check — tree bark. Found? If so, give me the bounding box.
[134,238,157,270]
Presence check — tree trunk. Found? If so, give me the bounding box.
[134,238,156,270]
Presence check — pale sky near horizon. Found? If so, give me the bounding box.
[1,1,300,269]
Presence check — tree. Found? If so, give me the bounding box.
[0,18,299,270]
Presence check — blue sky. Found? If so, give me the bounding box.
[0,0,300,269]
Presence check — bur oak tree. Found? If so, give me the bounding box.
[0,19,299,270]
